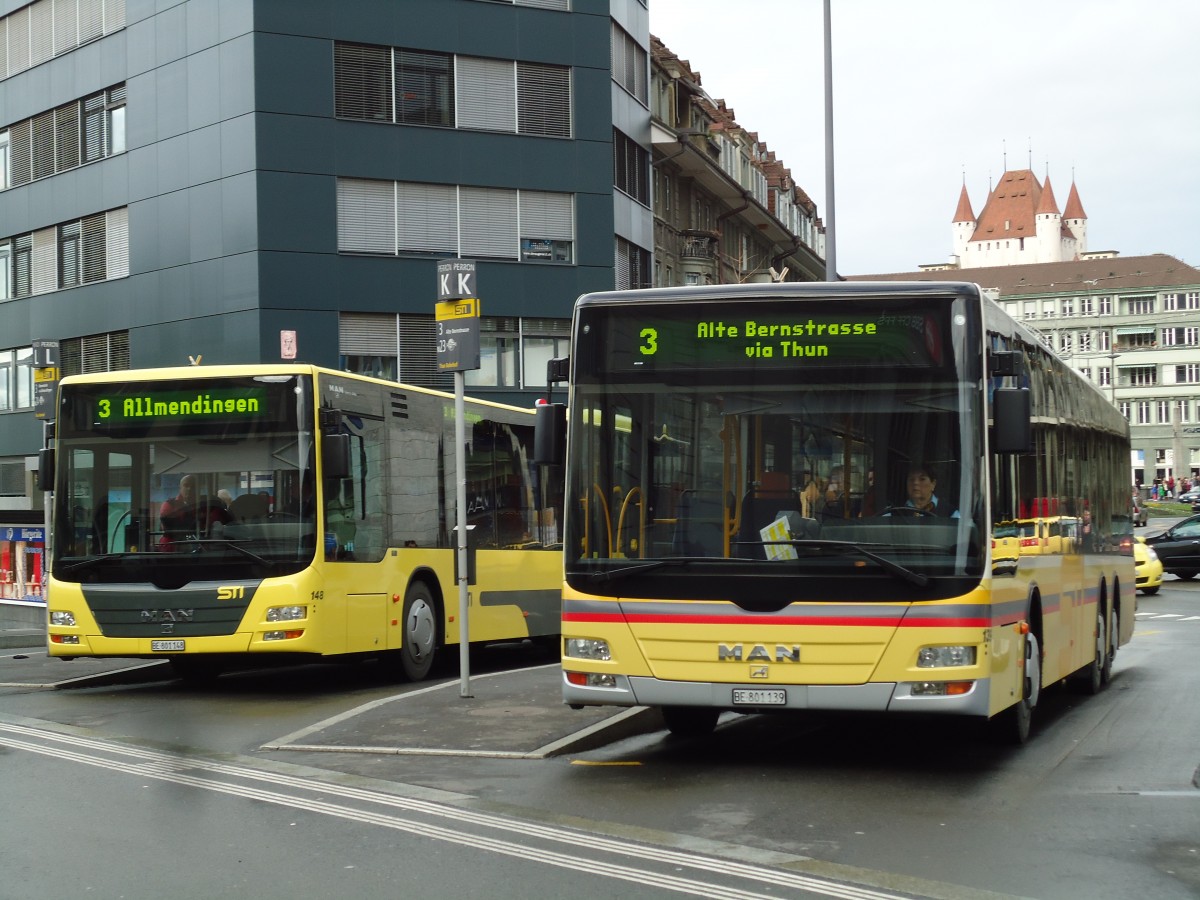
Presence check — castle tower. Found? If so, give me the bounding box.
[1063,180,1088,255]
[1034,175,1062,263]
[951,183,976,267]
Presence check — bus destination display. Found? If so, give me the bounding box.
[601,305,946,372]
[93,387,269,424]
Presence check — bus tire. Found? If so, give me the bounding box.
[399,581,438,681]
[997,631,1040,745]
[1102,606,1118,685]
[661,706,720,737]
[1072,612,1105,695]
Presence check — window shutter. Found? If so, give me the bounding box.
[460,186,518,259]
[79,0,104,45]
[108,330,130,370]
[55,102,80,171]
[337,178,396,254]
[398,314,452,390]
[31,110,55,180]
[105,207,128,279]
[7,7,30,76]
[59,221,80,287]
[32,227,56,295]
[334,43,392,121]
[82,212,107,282]
[29,0,52,69]
[54,0,79,55]
[519,190,573,240]
[396,182,457,254]
[518,0,569,8]
[517,62,570,137]
[81,333,110,373]
[0,19,8,79]
[9,120,31,186]
[456,56,515,132]
[104,0,126,30]
[83,91,105,162]
[340,312,398,355]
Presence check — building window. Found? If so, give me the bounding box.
[1061,297,1074,317]
[1176,364,1200,384]
[1098,330,1111,351]
[611,21,648,104]
[4,208,126,298]
[1137,402,1151,425]
[1079,332,1092,351]
[1098,296,1112,315]
[334,42,571,138]
[0,346,34,411]
[1081,296,1094,315]
[337,178,574,263]
[1022,301,1036,320]
[59,331,130,377]
[1176,399,1192,424]
[1123,296,1154,315]
[1099,366,1111,387]
[1122,365,1157,387]
[1118,401,1130,421]
[0,0,126,82]
[613,128,650,205]
[2,85,125,189]
[1158,400,1172,424]
[615,236,651,290]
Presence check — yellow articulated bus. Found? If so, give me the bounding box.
[537,282,1134,743]
[41,364,562,681]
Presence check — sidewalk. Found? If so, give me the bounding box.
[0,600,46,650]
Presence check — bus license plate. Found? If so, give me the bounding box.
[732,688,786,706]
[151,640,186,652]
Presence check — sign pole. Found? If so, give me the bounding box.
[435,259,480,699]
[454,370,470,697]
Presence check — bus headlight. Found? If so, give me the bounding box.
[564,638,611,661]
[50,611,76,626]
[917,645,976,667]
[266,605,306,622]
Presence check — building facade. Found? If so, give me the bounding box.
[648,36,825,286]
[856,254,1200,487]
[0,0,657,515]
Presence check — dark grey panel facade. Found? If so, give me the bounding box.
[0,0,640,465]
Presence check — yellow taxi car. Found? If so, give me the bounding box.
[1134,535,1163,595]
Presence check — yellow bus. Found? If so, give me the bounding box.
[41,364,562,680]
[539,282,1134,743]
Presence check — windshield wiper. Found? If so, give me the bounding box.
[588,557,730,583]
[782,539,930,587]
[176,538,270,564]
[59,553,127,575]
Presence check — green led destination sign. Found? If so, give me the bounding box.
[95,388,269,423]
[599,304,948,373]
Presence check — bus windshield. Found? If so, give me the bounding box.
[51,374,316,585]
[566,294,986,602]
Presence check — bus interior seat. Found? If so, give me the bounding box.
[737,472,803,558]
[228,492,270,522]
[672,489,730,556]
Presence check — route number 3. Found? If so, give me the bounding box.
[639,327,658,356]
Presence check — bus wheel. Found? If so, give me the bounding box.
[399,581,438,681]
[1073,613,1106,695]
[998,631,1039,744]
[661,706,719,737]
[1101,607,1118,685]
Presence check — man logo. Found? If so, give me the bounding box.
[217,585,245,601]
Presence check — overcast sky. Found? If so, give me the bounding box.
[648,1,1200,277]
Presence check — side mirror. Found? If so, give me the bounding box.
[322,433,351,481]
[533,402,566,466]
[992,388,1031,454]
[36,448,55,491]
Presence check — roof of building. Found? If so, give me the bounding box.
[848,254,1200,298]
[953,184,975,224]
[970,169,1043,243]
[1063,181,1087,220]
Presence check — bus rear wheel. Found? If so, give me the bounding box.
[661,706,720,737]
[399,581,438,681]
[1072,612,1106,695]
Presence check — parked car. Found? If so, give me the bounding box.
[1177,488,1200,504]
[1133,536,1163,595]
[1144,514,1200,580]
[1132,495,1148,527]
